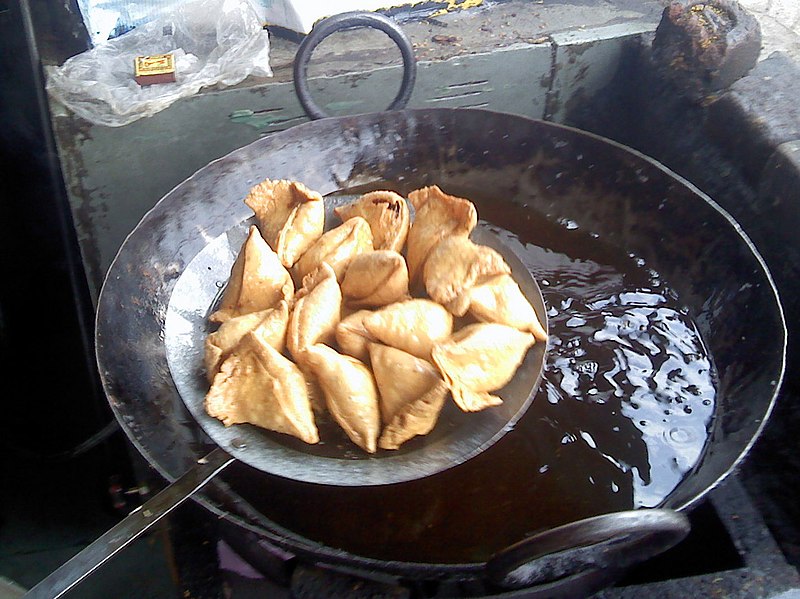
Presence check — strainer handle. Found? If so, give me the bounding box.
[23,448,234,599]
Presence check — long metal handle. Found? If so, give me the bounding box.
[23,447,234,599]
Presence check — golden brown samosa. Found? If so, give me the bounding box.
[378,381,449,451]
[468,274,548,342]
[340,250,409,308]
[304,344,381,453]
[210,226,294,323]
[406,186,477,283]
[293,217,373,282]
[335,309,375,362]
[423,236,510,316]
[287,262,342,364]
[363,299,453,360]
[431,323,535,412]
[248,301,291,351]
[368,343,441,424]
[204,332,319,444]
[368,343,449,450]
[244,179,325,268]
[204,301,289,382]
[334,190,410,252]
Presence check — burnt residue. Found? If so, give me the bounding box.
[543,41,560,120]
[652,0,760,98]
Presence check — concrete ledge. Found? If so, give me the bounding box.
[760,140,800,215]
[758,140,800,341]
[706,52,800,183]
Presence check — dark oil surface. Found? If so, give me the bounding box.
[234,184,717,564]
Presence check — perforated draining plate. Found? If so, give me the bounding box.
[164,199,547,486]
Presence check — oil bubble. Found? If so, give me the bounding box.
[666,427,694,445]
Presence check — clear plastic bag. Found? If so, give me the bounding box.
[46,0,272,127]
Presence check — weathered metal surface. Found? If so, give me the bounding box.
[547,22,657,122]
[413,43,553,114]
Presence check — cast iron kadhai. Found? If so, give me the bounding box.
[25,110,785,597]
[23,14,743,599]
[111,109,780,590]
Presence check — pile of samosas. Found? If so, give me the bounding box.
[203,180,547,453]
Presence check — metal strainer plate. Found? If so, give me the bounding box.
[164,196,547,486]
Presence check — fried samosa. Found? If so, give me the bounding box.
[334,190,410,252]
[363,299,453,360]
[368,343,449,450]
[379,381,449,451]
[304,344,381,453]
[406,186,477,283]
[287,262,342,363]
[335,309,375,362]
[205,332,319,444]
[244,179,325,268]
[368,343,441,424]
[431,323,535,412]
[293,216,373,282]
[210,226,294,323]
[204,301,289,382]
[340,250,409,308]
[468,274,548,342]
[423,236,510,316]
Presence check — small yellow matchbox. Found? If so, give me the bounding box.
[134,54,176,86]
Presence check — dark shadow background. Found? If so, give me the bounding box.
[0,1,137,574]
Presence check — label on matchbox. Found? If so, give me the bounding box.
[134,53,176,86]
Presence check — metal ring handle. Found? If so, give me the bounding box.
[486,509,690,590]
[293,11,417,120]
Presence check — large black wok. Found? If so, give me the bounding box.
[32,108,786,597]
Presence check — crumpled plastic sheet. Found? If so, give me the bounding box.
[46,0,272,127]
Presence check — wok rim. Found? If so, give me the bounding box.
[95,107,787,575]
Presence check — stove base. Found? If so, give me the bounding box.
[167,474,799,598]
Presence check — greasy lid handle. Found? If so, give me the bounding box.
[486,509,691,591]
[293,11,417,120]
